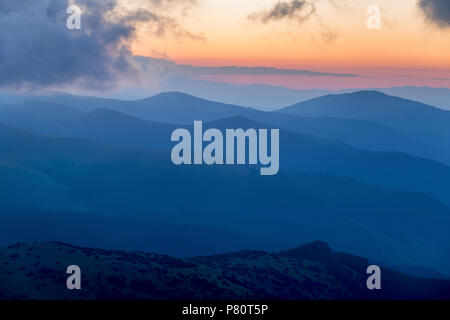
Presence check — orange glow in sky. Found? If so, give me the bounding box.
[128,0,449,89]
[131,0,450,68]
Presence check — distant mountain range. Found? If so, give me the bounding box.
[280,91,450,155]
[2,85,450,111]
[1,91,449,163]
[1,241,449,300]
[1,92,450,205]
[0,118,450,272]
[1,89,450,277]
[162,79,450,111]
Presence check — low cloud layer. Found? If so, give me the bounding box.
[247,0,338,43]
[418,0,450,28]
[0,0,200,91]
[248,0,316,24]
[175,64,356,77]
[134,56,358,78]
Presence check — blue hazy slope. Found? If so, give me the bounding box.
[3,103,449,206]
[1,93,448,163]
[0,123,450,272]
[206,116,450,207]
[2,101,450,205]
[280,91,450,153]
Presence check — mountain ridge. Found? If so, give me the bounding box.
[279,90,450,155]
[1,91,448,163]
[1,240,449,300]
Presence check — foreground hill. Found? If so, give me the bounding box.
[0,212,285,257]
[1,241,449,300]
[206,116,450,207]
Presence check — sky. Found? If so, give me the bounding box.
[130,0,450,89]
[0,0,449,93]
[133,0,449,68]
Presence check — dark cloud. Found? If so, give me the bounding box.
[418,0,450,28]
[249,0,316,24]
[248,0,340,43]
[0,0,200,91]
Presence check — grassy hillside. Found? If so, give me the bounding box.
[1,241,449,300]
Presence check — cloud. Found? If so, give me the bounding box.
[0,0,201,91]
[418,0,450,28]
[135,56,359,77]
[248,0,339,43]
[248,0,316,24]
[321,29,338,43]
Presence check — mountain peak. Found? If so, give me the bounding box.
[140,91,206,103]
[138,91,245,110]
[348,90,388,97]
[280,89,446,117]
[279,241,333,259]
[206,116,271,129]
[308,90,388,104]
